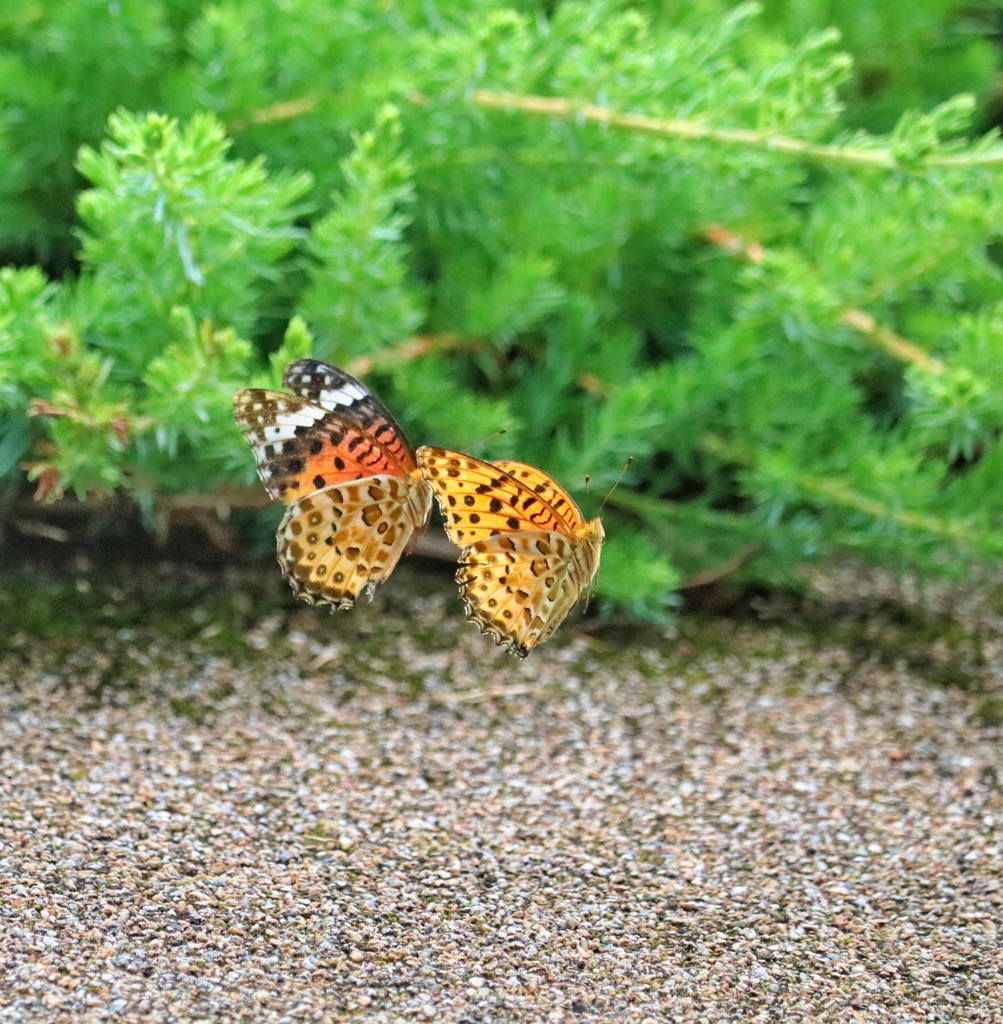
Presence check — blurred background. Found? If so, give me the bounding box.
[3,0,1003,622]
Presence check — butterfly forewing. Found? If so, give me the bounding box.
[234,389,408,502]
[283,359,417,470]
[416,449,572,549]
[491,460,585,530]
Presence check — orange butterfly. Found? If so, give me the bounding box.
[416,448,604,657]
[235,360,432,610]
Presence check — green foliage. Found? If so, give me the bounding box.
[299,107,423,363]
[75,110,311,371]
[592,531,682,623]
[754,0,1002,133]
[3,0,1003,623]
[0,0,182,267]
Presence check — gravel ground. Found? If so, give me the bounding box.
[1,557,1002,1023]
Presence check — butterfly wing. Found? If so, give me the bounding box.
[454,530,587,656]
[417,447,599,656]
[282,359,419,472]
[234,389,412,501]
[415,448,573,547]
[491,460,585,530]
[278,475,425,610]
[234,381,432,610]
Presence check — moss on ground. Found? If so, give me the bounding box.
[1,549,1000,721]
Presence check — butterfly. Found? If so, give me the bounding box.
[416,447,605,657]
[234,359,432,610]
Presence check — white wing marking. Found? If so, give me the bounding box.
[318,383,368,407]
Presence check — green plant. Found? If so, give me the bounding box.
[3,0,1003,623]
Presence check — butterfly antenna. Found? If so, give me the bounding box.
[468,427,508,453]
[599,456,633,512]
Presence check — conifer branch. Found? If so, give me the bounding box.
[615,435,993,554]
[472,90,1003,170]
[604,486,763,537]
[700,434,986,547]
[837,309,944,374]
[703,226,945,374]
[344,334,472,377]
[794,475,982,544]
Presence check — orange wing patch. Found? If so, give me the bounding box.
[416,449,571,549]
[282,359,418,472]
[491,460,585,530]
[234,389,406,502]
[417,447,604,657]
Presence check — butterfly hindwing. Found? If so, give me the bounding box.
[278,475,418,610]
[455,531,583,657]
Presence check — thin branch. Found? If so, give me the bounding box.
[13,520,70,543]
[605,486,765,538]
[704,225,765,264]
[7,490,460,561]
[253,97,317,124]
[795,474,984,545]
[159,491,461,560]
[698,432,754,466]
[700,433,987,547]
[838,309,944,375]
[157,487,269,515]
[703,225,945,374]
[344,333,472,377]
[228,97,318,133]
[412,532,461,562]
[247,89,1003,170]
[428,683,547,705]
[471,90,1003,171]
[680,543,765,590]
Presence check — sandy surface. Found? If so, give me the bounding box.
[1,559,1002,1022]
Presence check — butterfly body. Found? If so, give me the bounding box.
[417,447,604,656]
[235,360,432,610]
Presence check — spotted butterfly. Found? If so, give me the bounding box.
[235,360,432,610]
[416,447,604,656]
